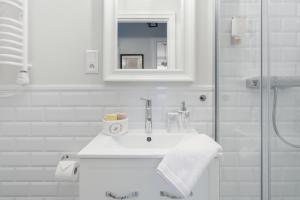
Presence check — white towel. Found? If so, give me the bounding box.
[156,134,222,198]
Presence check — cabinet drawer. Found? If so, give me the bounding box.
[150,169,209,200]
[80,162,157,200]
[80,159,219,200]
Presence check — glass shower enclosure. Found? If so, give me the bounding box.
[216,0,300,200]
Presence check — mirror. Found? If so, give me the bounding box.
[118,22,168,70]
[103,0,197,82]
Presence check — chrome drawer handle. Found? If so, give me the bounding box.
[160,191,193,199]
[105,191,139,199]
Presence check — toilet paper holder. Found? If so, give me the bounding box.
[56,153,80,181]
[60,153,78,161]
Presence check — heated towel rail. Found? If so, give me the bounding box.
[0,0,30,85]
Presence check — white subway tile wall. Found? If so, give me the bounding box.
[219,0,300,200]
[0,87,213,199]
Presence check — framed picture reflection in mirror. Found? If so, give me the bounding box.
[120,54,144,69]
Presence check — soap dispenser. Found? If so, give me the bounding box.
[178,101,191,130]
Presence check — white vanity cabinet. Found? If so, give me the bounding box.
[78,130,221,200]
[79,158,220,200]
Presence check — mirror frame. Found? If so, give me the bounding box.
[103,0,196,82]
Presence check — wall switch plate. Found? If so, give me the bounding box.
[86,50,99,74]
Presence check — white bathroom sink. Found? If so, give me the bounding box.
[78,129,199,158]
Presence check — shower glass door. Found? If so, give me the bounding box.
[217,0,300,199]
[216,0,262,200]
[266,0,300,199]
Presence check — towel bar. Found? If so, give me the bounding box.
[0,0,30,85]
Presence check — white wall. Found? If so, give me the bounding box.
[0,0,215,86]
[28,0,99,85]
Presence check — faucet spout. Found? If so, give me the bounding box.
[140,98,152,134]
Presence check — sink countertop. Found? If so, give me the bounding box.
[78,129,199,159]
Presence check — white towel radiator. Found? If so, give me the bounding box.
[0,0,30,85]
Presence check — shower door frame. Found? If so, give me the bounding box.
[261,0,271,198]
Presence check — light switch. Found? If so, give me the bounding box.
[86,50,99,74]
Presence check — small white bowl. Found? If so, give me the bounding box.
[102,118,128,136]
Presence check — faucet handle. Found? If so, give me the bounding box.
[140,98,152,107]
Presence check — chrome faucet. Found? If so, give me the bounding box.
[140,98,152,134]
